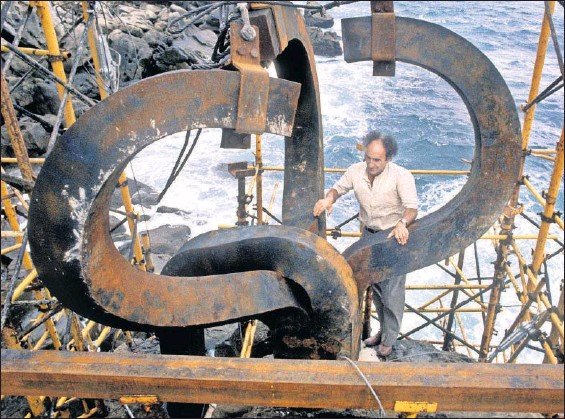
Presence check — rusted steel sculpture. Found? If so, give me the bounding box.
[28,3,521,362]
[29,6,360,359]
[341,13,522,289]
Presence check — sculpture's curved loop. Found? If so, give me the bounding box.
[163,226,360,359]
[28,70,304,329]
[341,17,522,287]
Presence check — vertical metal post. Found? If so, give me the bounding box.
[81,1,107,99]
[31,1,76,127]
[255,134,263,225]
[0,72,34,182]
[236,176,249,226]
[545,287,564,363]
[362,288,373,340]
[443,250,465,351]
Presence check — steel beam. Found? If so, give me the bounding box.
[2,349,563,413]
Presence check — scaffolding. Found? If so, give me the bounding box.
[0,1,563,417]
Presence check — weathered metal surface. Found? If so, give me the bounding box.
[28,70,300,328]
[267,6,325,235]
[3,349,564,413]
[27,7,339,356]
[341,17,522,288]
[162,226,360,359]
[231,22,271,135]
[370,1,395,76]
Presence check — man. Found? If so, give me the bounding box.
[312,130,418,357]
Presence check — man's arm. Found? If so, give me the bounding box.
[387,207,418,245]
[313,188,340,217]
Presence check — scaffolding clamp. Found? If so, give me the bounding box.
[503,204,523,218]
[394,401,438,418]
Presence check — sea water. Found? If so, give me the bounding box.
[127,1,564,362]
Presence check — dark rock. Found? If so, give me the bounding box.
[172,25,215,60]
[205,8,221,28]
[194,29,217,47]
[114,336,161,354]
[1,116,50,157]
[304,2,335,29]
[2,4,44,49]
[120,224,191,257]
[388,339,475,363]
[71,71,100,100]
[156,205,192,216]
[169,4,188,14]
[9,77,60,116]
[205,323,238,351]
[60,24,92,71]
[108,30,153,82]
[143,28,168,48]
[146,224,191,255]
[306,27,342,57]
[110,178,160,209]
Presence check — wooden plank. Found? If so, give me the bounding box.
[1,349,563,413]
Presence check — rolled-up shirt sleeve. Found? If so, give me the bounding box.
[397,171,418,209]
[332,167,355,197]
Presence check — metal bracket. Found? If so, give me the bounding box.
[249,3,289,53]
[371,1,395,76]
[231,22,270,135]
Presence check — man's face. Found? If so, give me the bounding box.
[364,140,388,177]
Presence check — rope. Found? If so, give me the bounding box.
[339,355,386,418]
[156,129,202,203]
[544,1,564,78]
[2,41,96,107]
[522,75,563,112]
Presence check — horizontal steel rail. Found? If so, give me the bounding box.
[2,349,563,413]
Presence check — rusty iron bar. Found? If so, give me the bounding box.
[0,72,35,182]
[2,349,563,413]
[442,250,466,351]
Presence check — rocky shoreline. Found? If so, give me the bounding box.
[1,1,342,158]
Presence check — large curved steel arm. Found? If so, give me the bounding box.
[341,17,522,287]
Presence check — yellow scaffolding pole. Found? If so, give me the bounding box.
[260,165,469,176]
[0,44,70,58]
[1,157,45,164]
[531,129,564,273]
[31,1,76,127]
[522,177,564,229]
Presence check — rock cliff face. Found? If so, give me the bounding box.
[1,1,342,158]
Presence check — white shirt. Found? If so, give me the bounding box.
[332,161,418,231]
